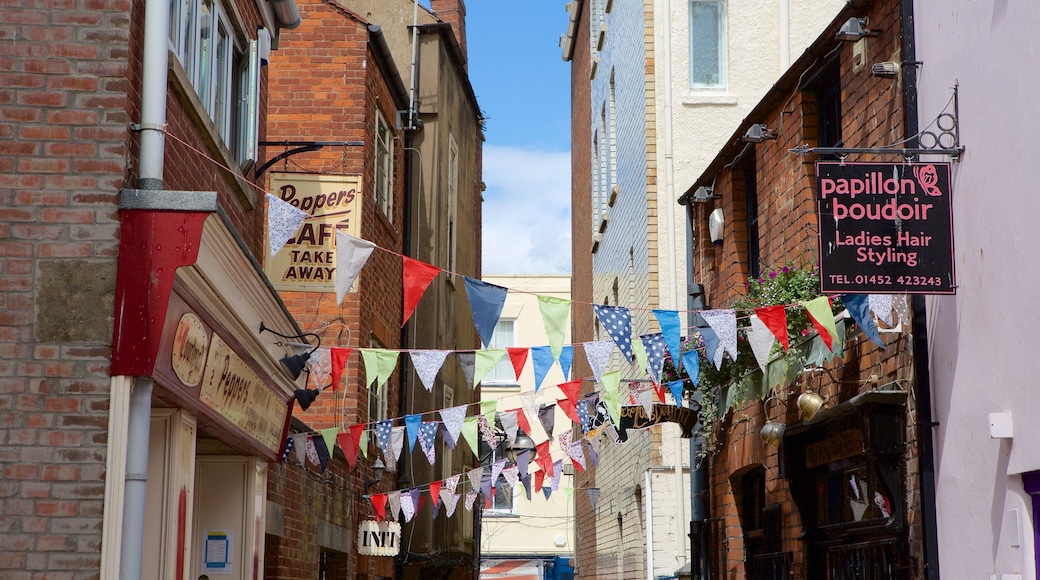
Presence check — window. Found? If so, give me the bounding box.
[689,0,726,89]
[479,435,516,515]
[740,155,760,279]
[447,134,458,275]
[374,111,394,219]
[483,320,517,385]
[168,0,260,167]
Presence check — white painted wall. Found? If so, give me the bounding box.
[916,2,1040,579]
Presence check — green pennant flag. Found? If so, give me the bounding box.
[632,340,648,375]
[537,295,571,361]
[481,399,498,425]
[361,348,400,391]
[461,416,480,454]
[358,429,369,459]
[803,296,840,352]
[600,370,623,426]
[600,368,621,394]
[320,427,340,456]
[474,349,508,385]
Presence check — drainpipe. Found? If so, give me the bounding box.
[119,378,154,580]
[900,1,940,578]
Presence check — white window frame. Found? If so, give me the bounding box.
[484,444,517,516]
[483,319,518,385]
[374,111,394,219]
[688,0,727,90]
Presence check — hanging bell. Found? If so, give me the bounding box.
[797,392,824,421]
[760,422,786,447]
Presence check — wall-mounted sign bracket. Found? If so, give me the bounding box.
[256,140,364,178]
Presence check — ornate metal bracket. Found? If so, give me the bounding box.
[255,140,364,178]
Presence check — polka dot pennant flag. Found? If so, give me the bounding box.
[869,294,894,326]
[266,193,308,257]
[280,434,294,464]
[583,340,614,384]
[640,332,667,384]
[410,350,451,392]
[593,304,634,363]
[418,421,439,465]
[376,420,393,454]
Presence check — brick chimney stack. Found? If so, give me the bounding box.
[430,0,467,62]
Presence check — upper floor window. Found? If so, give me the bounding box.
[689,0,726,89]
[447,134,459,276]
[374,111,394,219]
[483,320,518,385]
[169,0,260,167]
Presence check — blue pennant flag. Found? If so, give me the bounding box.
[680,350,700,388]
[698,326,722,369]
[405,414,422,452]
[531,346,554,391]
[653,309,684,370]
[842,294,885,349]
[559,345,574,379]
[462,276,508,348]
[667,380,685,408]
[640,333,667,384]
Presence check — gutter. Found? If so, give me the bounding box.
[368,25,410,110]
[560,0,583,62]
[268,0,301,30]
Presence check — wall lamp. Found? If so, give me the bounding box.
[689,186,718,204]
[741,124,777,143]
[760,396,786,447]
[365,457,385,492]
[259,322,323,410]
[797,391,824,421]
[836,17,878,42]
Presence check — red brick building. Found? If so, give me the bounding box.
[679,0,932,577]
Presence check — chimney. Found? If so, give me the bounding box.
[430,0,467,61]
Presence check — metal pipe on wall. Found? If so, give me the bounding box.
[118,378,154,580]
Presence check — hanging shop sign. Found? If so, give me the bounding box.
[815,162,956,294]
[357,520,401,556]
[616,403,699,442]
[266,172,362,292]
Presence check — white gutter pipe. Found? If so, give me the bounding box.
[118,378,154,580]
[645,470,655,580]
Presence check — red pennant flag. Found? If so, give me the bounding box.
[570,454,584,474]
[507,406,532,435]
[401,256,441,327]
[557,397,580,424]
[370,494,387,520]
[652,382,665,403]
[507,347,529,380]
[337,430,359,470]
[350,423,365,459]
[429,480,442,508]
[755,305,790,350]
[416,495,426,513]
[805,297,835,351]
[330,347,352,391]
[535,441,553,477]
[485,494,492,509]
[556,379,582,406]
[534,469,545,492]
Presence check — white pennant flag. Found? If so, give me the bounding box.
[400,490,415,522]
[583,340,615,384]
[387,490,402,522]
[445,493,461,517]
[638,389,654,419]
[444,474,461,495]
[464,490,479,512]
[335,231,376,305]
[491,459,507,486]
[267,193,308,257]
[410,350,451,392]
[291,433,308,466]
[502,465,520,489]
[467,467,484,492]
[568,441,587,471]
[747,314,777,372]
[701,309,738,367]
[307,347,331,390]
[439,405,467,447]
[868,294,894,326]
[500,410,519,445]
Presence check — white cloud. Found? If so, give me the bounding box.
[481,146,571,275]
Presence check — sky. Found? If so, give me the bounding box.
[464,2,573,275]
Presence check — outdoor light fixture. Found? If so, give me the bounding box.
[835,17,877,42]
[760,396,787,448]
[871,61,900,78]
[365,457,385,492]
[708,208,725,246]
[797,391,824,421]
[508,433,537,464]
[690,186,717,204]
[259,322,321,381]
[741,124,776,143]
[293,387,321,411]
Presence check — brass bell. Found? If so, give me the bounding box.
[760,422,786,447]
[797,392,824,421]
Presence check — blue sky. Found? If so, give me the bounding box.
[465,2,572,275]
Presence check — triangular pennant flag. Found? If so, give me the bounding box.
[576,400,591,433]
[747,314,777,372]
[537,295,571,361]
[338,430,358,470]
[477,414,497,448]
[557,379,582,406]
[559,345,574,379]
[755,305,790,350]
[461,416,480,454]
[500,410,519,445]
[632,339,648,374]
[551,460,563,490]
[698,325,723,370]
[567,441,586,473]
[804,296,839,351]
[455,352,476,388]
[361,348,399,391]
[557,397,580,424]
[439,405,467,446]
[467,466,484,493]
[593,305,634,363]
[869,294,894,326]
[358,430,370,459]
[429,480,442,509]
[410,350,451,392]
[446,493,461,517]
[583,340,614,383]
[370,494,388,521]
[387,490,402,521]
[531,346,554,391]
[389,426,405,465]
[480,400,498,426]
[520,474,533,501]
[462,277,509,348]
[538,404,556,438]
[440,423,457,449]
[893,295,910,326]
[640,333,667,384]
[312,434,331,472]
[842,294,885,348]
[586,439,599,468]
[558,430,573,451]
[542,483,553,500]
[445,474,461,495]
[329,348,351,391]
[280,434,295,464]
[667,380,685,407]
[410,489,422,518]
[481,473,494,500]
[653,310,684,369]
[680,350,700,388]
[418,421,439,465]
[465,490,479,512]
[431,496,442,519]
[535,469,546,494]
[405,414,422,452]
[376,420,393,453]
[400,489,416,522]
[267,193,308,257]
[502,465,520,489]
[701,309,738,366]
[600,377,622,426]
[474,349,508,385]
[335,232,375,304]
[535,441,553,477]
[519,392,542,426]
[587,487,600,509]
[516,449,531,479]
[401,256,441,326]
[291,433,307,465]
[506,347,529,380]
[600,368,622,395]
[509,405,533,436]
[638,389,654,419]
[307,348,331,390]
[320,427,339,459]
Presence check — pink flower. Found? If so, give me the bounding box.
[769,271,777,278]
[782,266,790,273]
